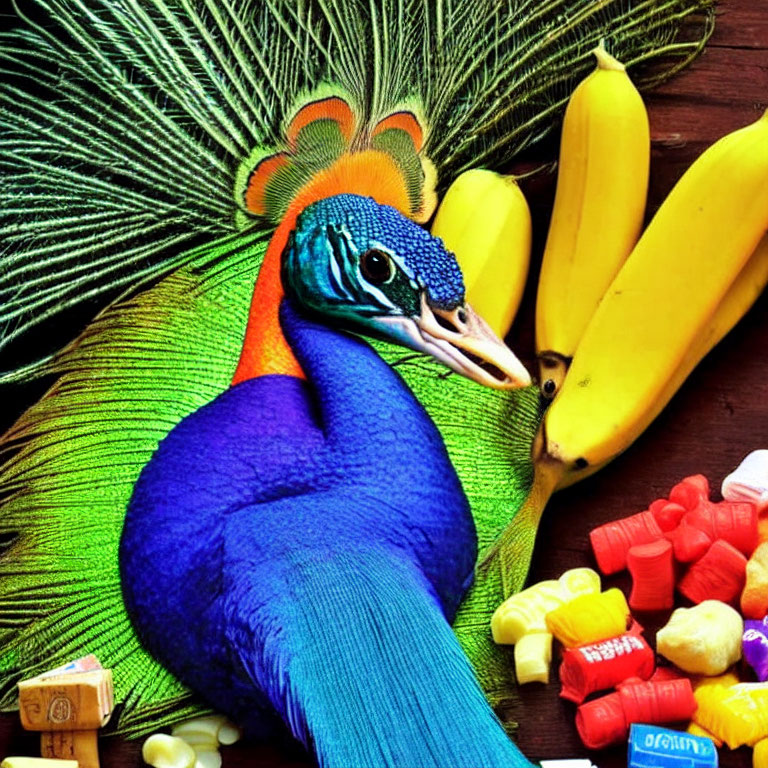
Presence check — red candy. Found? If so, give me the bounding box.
[617,677,696,724]
[575,691,627,749]
[627,539,675,611]
[665,480,758,561]
[590,474,757,578]
[652,501,687,532]
[668,474,710,509]
[590,511,663,575]
[649,666,686,683]
[559,633,655,704]
[575,678,696,749]
[678,539,747,605]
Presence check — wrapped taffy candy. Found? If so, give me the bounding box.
[657,600,743,675]
[559,633,655,704]
[744,618,768,682]
[693,682,768,748]
[743,543,768,619]
[678,539,747,605]
[619,678,697,726]
[546,588,630,648]
[491,568,601,644]
[628,724,717,768]
[575,678,696,749]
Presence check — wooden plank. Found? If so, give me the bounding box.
[711,3,768,50]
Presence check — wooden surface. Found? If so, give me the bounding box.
[1,1,767,765]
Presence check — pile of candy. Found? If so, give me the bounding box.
[492,450,768,766]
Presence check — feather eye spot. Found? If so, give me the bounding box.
[360,249,395,285]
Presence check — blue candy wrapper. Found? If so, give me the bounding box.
[628,724,717,768]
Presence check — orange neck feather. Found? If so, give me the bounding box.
[232,150,411,384]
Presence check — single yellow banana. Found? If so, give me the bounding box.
[545,109,768,473]
[536,44,650,395]
[431,168,531,337]
[557,231,768,488]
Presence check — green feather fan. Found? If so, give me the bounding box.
[0,0,715,739]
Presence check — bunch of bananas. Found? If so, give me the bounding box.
[432,44,768,591]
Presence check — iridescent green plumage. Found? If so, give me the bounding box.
[0,0,714,740]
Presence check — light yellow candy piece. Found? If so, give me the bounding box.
[545,588,629,648]
[657,600,743,675]
[756,737,768,768]
[1,760,79,768]
[142,733,197,768]
[216,721,241,746]
[193,749,222,768]
[172,715,226,744]
[491,580,566,644]
[514,632,553,684]
[558,568,601,600]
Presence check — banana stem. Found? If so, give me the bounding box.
[593,41,626,72]
[477,448,566,597]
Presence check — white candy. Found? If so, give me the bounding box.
[142,734,197,768]
[145,714,243,768]
[722,450,768,511]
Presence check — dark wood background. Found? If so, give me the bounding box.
[1,0,766,765]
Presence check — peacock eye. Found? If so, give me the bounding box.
[360,249,395,285]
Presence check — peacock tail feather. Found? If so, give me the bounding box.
[1,0,716,741]
[1,0,714,379]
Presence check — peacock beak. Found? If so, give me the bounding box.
[381,293,532,389]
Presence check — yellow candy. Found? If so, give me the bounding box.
[694,682,768,749]
[657,600,743,675]
[692,670,741,691]
[514,632,552,685]
[491,568,601,645]
[545,588,629,647]
[756,737,768,768]
[686,721,723,747]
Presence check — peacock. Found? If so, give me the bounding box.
[0,1,715,766]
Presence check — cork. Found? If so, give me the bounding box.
[41,730,97,768]
[1,759,79,767]
[17,657,113,768]
[18,669,113,732]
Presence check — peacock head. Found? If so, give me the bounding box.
[281,194,531,389]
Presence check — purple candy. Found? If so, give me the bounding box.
[743,618,768,681]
